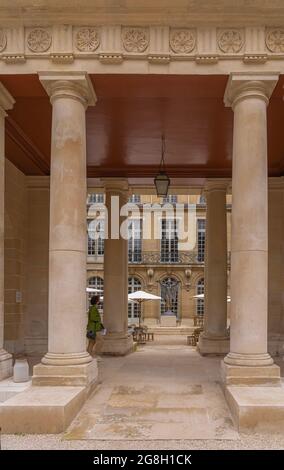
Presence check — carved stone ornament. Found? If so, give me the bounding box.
[76,27,100,52]
[122,27,149,53]
[27,28,52,53]
[266,29,284,53]
[170,29,196,54]
[0,29,7,52]
[218,29,243,53]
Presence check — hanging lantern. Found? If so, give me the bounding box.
[154,135,170,197]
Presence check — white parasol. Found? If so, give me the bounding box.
[193,293,231,302]
[128,290,162,326]
[86,287,103,293]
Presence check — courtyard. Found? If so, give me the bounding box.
[1,336,284,450]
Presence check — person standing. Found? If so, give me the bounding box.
[87,295,104,355]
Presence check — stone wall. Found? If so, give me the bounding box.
[24,178,49,356]
[4,160,27,354]
[268,184,284,356]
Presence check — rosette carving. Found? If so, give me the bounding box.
[170,29,196,54]
[266,29,284,53]
[76,27,100,52]
[218,29,243,53]
[27,28,51,52]
[0,29,7,52]
[122,27,149,53]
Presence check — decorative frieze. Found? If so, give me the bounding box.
[121,27,149,53]
[218,29,244,53]
[1,23,284,66]
[75,27,100,52]
[0,29,7,52]
[170,29,196,54]
[266,28,284,53]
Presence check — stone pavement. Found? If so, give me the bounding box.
[64,336,238,441]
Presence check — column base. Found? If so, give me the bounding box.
[101,332,134,356]
[0,349,13,381]
[221,361,281,386]
[197,333,229,355]
[32,358,98,387]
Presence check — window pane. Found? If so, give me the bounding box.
[161,219,179,263]
[128,277,141,321]
[197,219,206,262]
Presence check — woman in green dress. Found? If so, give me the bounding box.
[87,295,104,355]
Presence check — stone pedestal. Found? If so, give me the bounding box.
[160,315,177,327]
[222,73,281,385]
[0,83,15,380]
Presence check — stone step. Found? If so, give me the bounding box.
[0,376,31,403]
[146,326,195,335]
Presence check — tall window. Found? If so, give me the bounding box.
[160,277,179,316]
[197,219,206,262]
[88,276,104,314]
[128,277,141,322]
[161,219,179,263]
[163,195,177,204]
[128,219,142,263]
[196,278,204,316]
[199,194,206,205]
[87,193,104,204]
[87,220,105,257]
[128,194,141,204]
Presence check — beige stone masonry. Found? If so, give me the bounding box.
[222,73,281,385]
[33,72,97,385]
[101,179,133,356]
[0,82,14,380]
[0,385,86,434]
[198,179,229,355]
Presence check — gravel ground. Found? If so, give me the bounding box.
[1,434,284,450]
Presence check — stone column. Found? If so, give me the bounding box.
[222,73,280,385]
[0,83,14,380]
[101,179,133,355]
[33,72,97,386]
[198,180,229,355]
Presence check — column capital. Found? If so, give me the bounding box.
[204,178,229,193]
[224,72,279,109]
[102,178,129,193]
[38,71,96,108]
[0,82,15,116]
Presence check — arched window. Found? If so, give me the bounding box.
[128,277,141,322]
[196,278,204,316]
[88,276,104,314]
[160,277,179,317]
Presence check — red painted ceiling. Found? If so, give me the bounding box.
[1,73,284,177]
